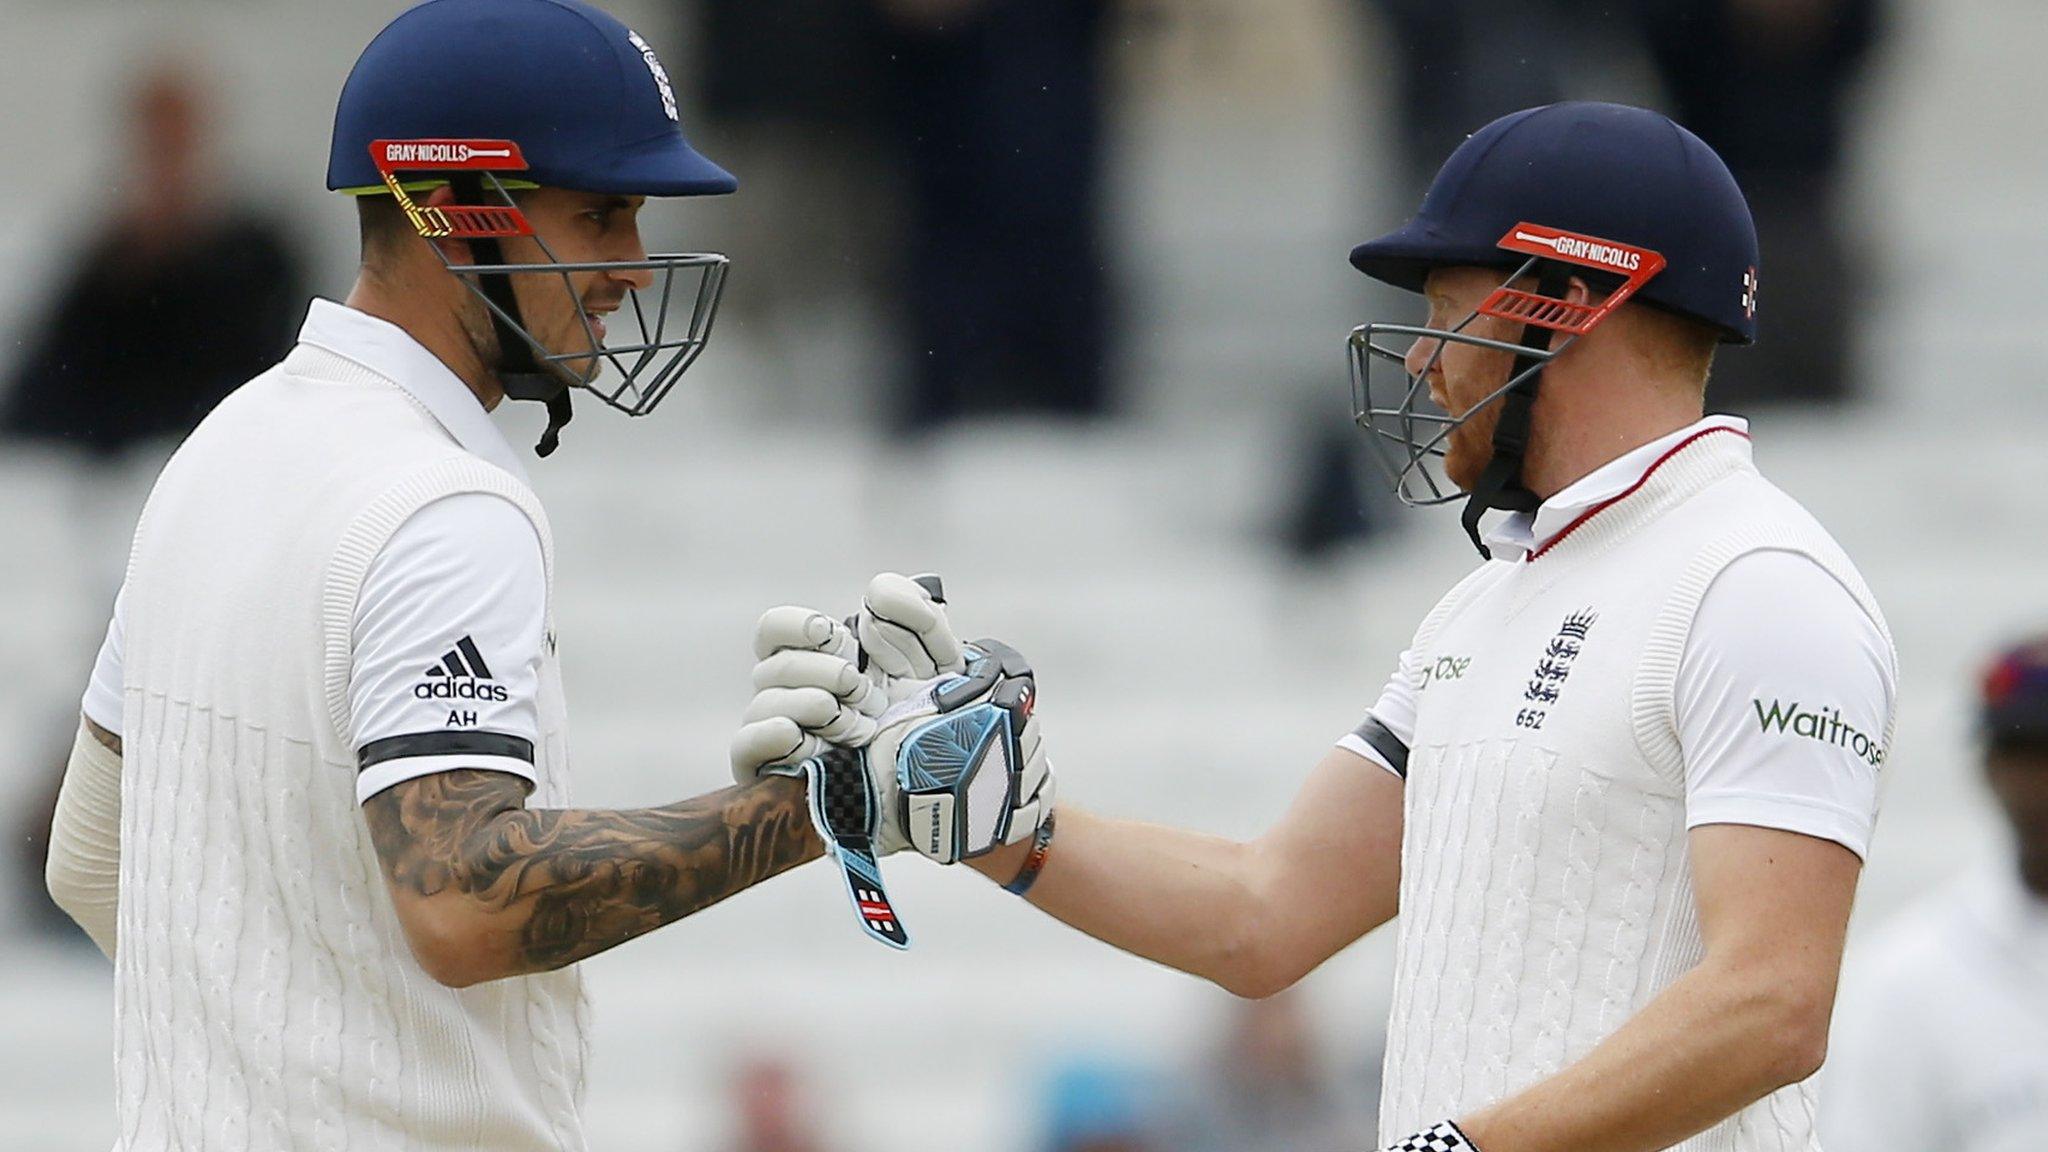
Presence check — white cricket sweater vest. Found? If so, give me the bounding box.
[1377,429,1893,1151]
[113,343,590,1150]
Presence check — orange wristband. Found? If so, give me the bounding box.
[1003,813,1057,896]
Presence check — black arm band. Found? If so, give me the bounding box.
[357,731,536,772]
[1349,715,1410,779]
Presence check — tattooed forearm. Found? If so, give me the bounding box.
[363,770,823,978]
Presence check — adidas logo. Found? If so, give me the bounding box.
[413,636,510,701]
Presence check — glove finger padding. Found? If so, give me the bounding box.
[732,687,878,786]
[858,572,964,682]
[753,605,858,663]
[729,716,825,783]
[742,686,877,746]
[735,609,875,786]
[876,638,1053,864]
[752,649,886,717]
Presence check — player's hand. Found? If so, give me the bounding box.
[730,573,966,783]
[856,572,965,696]
[1380,1121,1481,1151]
[731,608,881,783]
[861,638,1055,862]
[729,573,965,784]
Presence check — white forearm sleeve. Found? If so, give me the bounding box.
[46,719,123,958]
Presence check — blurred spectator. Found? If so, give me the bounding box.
[687,1,896,351]
[1637,0,1886,406]
[1279,401,1389,562]
[1364,0,1595,187]
[724,1056,831,1152]
[873,0,1117,433]
[1167,992,1372,1152]
[1036,1056,1162,1152]
[698,0,889,126]
[1821,637,2048,1151]
[3,57,303,938]
[0,58,304,459]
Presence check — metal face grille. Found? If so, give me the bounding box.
[391,161,732,423]
[454,250,729,420]
[1346,261,1573,507]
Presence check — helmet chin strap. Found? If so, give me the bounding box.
[1460,261,1573,559]
[449,174,574,457]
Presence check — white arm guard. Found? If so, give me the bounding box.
[46,719,122,958]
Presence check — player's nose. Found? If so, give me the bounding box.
[1404,332,1443,380]
[607,227,655,291]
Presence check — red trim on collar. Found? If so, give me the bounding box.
[1526,426,1751,562]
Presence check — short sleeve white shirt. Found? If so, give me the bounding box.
[81,300,552,804]
[1337,416,1895,858]
[346,493,547,800]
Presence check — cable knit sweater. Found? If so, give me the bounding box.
[112,344,589,1150]
[1377,430,1893,1151]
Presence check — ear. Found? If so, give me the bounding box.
[1540,275,1603,353]
[417,183,475,266]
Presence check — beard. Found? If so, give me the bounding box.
[1442,397,1504,492]
[457,281,591,386]
[456,289,508,368]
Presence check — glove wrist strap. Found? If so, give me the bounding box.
[802,749,910,949]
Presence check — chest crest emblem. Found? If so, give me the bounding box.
[1514,609,1598,729]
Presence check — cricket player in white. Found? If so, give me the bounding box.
[737,103,1898,1152]
[1820,638,2048,1152]
[36,2,961,1147]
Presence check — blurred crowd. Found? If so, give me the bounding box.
[681,0,1888,558]
[714,993,1378,1152]
[2,0,1889,543]
[9,2,2047,1150]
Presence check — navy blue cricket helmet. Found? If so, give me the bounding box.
[1351,101,1758,344]
[328,0,737,457]
[327,0,735,197]
[1344,102,1761,557]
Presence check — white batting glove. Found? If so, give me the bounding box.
[857,572,965,690]
[729,573,966,784]
[1381,1121,1481,1151]
[730,608,875,781]
[860,638,1055,862]
[731,609,878,784]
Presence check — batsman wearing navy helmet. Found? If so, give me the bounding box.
[738,102,1899,1152]
[39,2,955,1146]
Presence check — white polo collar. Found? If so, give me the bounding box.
[295,298,529,484]
[1483,414,1751,562]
